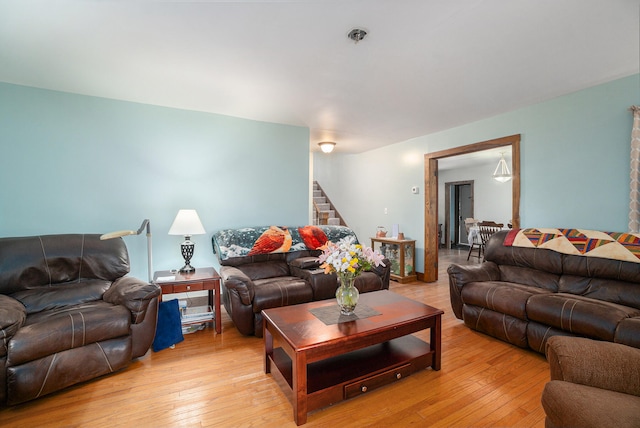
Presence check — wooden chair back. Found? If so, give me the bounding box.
[478,221,504,245]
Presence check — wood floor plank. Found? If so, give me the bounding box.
[0,249,547,427]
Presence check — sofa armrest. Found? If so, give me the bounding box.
[291,266,336,300]
[220,266,255,306]
[0,294,26,358]
[289,256,320,270]
[371,258,391,286]
[447,262,500,319]
[546,336,640,397]
[103,276,161,324]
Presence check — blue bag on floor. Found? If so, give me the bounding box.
[152,299,184,352]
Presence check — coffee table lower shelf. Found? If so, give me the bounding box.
[268,334,433,413]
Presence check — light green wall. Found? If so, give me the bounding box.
[0,83,310,279]
[314,74,639,274]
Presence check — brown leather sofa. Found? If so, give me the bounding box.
[0,234,161,405]
[212,225,391,337]
[447,229,640,353]
[541,336,640,428]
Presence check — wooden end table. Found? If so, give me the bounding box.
[153,267,222,334]
[262,290,442,425]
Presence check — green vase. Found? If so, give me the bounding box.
[335,274,359,316]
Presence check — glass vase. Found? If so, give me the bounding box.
[335,274,359,316]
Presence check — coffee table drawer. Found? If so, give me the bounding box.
[344,363,411,399]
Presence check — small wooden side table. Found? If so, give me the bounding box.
[153,267,222,334]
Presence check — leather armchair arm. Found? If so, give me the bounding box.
[103,276,161,324]
[546,336,640,397]
[220,266,255,306]
[447,262,500,319]
[0,294,27,358]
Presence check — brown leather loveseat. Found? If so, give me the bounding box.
[212,225,391,336]
[0,234,161,405]
[447,228,640,353]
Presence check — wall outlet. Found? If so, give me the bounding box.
[411,186,419,194]
[384,207,388,215]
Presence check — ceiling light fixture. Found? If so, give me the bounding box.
[493,152,512,183]
[348,28,367,43]
[318,141,336,153]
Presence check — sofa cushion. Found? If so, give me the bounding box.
[526,322,575,354]
[8,301,131,366]
[559,275,640,310]
[562,252,640,284]
[7,336,132,406]
[10,279,111,314]
[252,276,313,313]
[527,293,640,341]
[462,305,528,348]
[484,231,564,274]
[239,261,291,281]
[0,234,129,294]
[542,380,640,428]
[498,265,559,292]
[461,281,551,320]
[616,317,640,348]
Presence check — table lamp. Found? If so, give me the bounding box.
[100,219,153,283]
[168,209,206,273]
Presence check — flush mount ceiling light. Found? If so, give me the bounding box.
[348,28,367,43]
[493,152,512,183]
[318,141,336,153]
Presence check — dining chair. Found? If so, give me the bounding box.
[476,221,504,259]
[465,218,481,260]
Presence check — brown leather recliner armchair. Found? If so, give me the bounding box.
[541,336,640,428]
[0,234,161,405]
[213,226,391,337]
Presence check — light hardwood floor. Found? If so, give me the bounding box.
[0,249,548,427]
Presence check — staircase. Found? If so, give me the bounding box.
[313,181,345,226]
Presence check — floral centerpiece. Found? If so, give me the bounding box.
[318,236,386,315]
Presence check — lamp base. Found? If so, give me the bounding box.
[179,264,195,274]
[179,239,196,274]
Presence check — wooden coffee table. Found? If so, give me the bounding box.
[262,290,443,425]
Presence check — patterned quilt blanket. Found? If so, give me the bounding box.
[504,228,640,264]
[212,225,358,261]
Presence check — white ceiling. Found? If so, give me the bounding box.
[1,0,638,154]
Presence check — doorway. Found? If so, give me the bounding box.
[445,181,474,248]
[423,134,521,282]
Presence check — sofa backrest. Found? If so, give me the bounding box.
[0,234,130,295]
[212,225,358,262]
[485,229,640,309]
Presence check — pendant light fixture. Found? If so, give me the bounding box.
[493,152,512,183]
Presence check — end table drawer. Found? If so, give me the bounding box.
[344,363,411,399]
[173,282,204,293]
